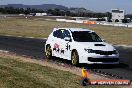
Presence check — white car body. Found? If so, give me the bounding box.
[45,28,119,64]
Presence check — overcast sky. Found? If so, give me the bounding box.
[0,0,132,14]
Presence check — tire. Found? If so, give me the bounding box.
[46,45,52,59]
[71,50,79,66]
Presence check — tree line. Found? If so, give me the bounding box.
[0,7,113,18]
[1,7,132,20]
[0,7,45,14]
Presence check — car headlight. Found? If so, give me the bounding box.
[84,49,94,53]
[113,49,118,54]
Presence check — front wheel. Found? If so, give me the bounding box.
[71,50,79,66]
[46,45,52,59]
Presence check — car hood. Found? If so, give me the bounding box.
[75,42,115,51]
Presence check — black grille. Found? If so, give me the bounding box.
[88,57,119,62]
[94,50,114,55]
[94,44,105,46]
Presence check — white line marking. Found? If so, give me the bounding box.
[4,35,132,48]
[5,35,12,36]
[114,45,132,48]
[28,37,35,39]
[5,35,48,40]
[41,38,47,40]
[0,50,9,53]
[17,36,23,37]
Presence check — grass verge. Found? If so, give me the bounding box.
[0,52,120,88]
[0,17,132,45]
[0,57,79,88]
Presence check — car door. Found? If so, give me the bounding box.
[54,29,67,59]
[52,29,63,57]
[52,29,71,60]
[60,29,72,60]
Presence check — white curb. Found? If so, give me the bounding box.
[114,45,132,48]
[0,50,9,53]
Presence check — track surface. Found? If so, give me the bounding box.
[0,35,132,80]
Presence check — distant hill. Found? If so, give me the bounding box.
[0,4,68,10]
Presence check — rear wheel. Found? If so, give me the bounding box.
[71,50,79,66]
[46,45,52,59]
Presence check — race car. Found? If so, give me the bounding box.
[45,28,119,65]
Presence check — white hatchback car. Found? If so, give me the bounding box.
[45,28,119,65]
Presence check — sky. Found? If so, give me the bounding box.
[0,0,132,14]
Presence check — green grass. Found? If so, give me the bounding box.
[0,56,119,88]
[0,57,78,88]
[0,17,132,45]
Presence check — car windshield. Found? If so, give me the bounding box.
[72,31,102,42]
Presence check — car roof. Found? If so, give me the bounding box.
[54,28,94,32]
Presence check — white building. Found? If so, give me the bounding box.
[35,13,47,16]
[111,9,125,22]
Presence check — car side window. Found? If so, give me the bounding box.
[53,30,57,37]
[63,30,71,38]
[53,30,63,39]
[53,29,71,39]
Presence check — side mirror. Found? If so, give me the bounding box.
[102,39,106,42]
[64,37,71,41]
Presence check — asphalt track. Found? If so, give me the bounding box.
[0,35,132,80]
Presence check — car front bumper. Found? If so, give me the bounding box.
[79,53,119,64]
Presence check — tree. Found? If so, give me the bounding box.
[106,12,112,19]
[66,11,70,16]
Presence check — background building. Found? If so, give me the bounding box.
[111,9,125,22]
[35,13,47,16]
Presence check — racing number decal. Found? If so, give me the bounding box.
[66,43,70,50]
